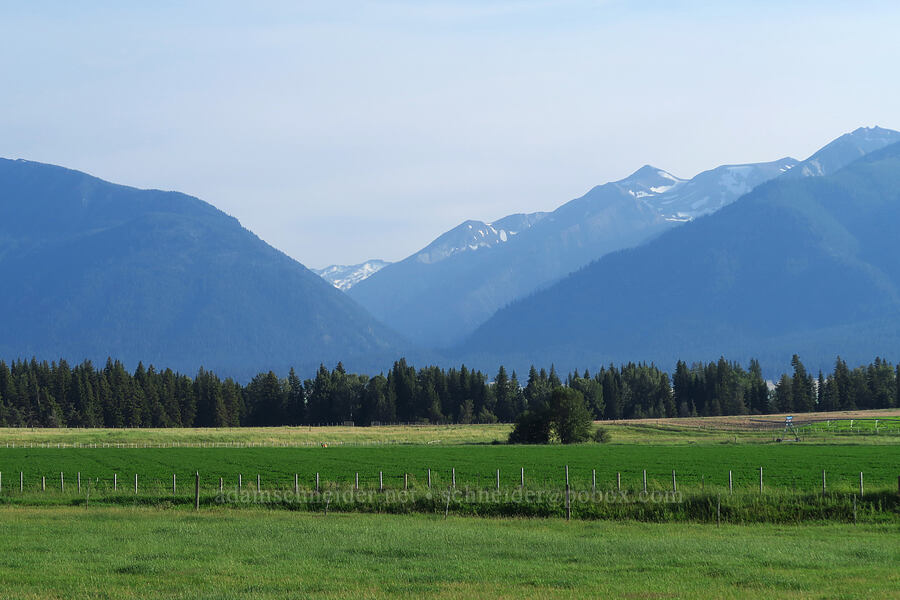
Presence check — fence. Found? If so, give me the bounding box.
[3,465,897,523]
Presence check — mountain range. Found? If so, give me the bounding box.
[462,131,900,375]
[345,154,805,348]
[3,126,899,379]
[0,158,404,378]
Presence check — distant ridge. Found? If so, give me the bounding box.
[786,126,900,178]
[349,152,810,348]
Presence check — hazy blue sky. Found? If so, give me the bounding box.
[2,1,899,267]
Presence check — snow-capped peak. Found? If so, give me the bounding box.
[636,158,799,221]
[313,260,391,290]
[614,165,687,200]
[413,212,546,264]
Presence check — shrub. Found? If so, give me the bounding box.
[508,409,552,444]
[508,388,593,444]
[551,388,593,444]
[593,427,611,444]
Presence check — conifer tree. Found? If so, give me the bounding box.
[364,375,394,424]
[747,359,769,414]
[493,366,514,422]
[286,368,305,424]
[509,370,525,416]
[817,371,825,411]
[548,365,561,388]
[790,355,815,412]
[774,374,793,413]
[834,357,855,410]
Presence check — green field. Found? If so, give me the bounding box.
[2,444,897,493]
[0,507,897,599]
[2,444,898,523]
[2,419,899,598]
[798,418,900,435]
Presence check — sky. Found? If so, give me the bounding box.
[2,1,900,267]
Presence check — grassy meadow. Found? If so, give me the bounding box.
[1,413,898,597]
[0,424,513,446]
[2,411,900,448]
[0,507,897,599]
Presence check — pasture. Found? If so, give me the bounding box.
[0,507,897,599]
[1,443,898,523]
[2,408,900,448]
[1,414,899,598]
[0,424,512,447]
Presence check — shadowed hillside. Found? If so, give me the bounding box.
[0,159,405,378]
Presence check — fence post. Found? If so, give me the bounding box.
[759,467,763,493]
[194,472,200,511]
[592,469,596,493]
[642,469,647,493]
[134,473,138,494]
[113,474,117,491]
[565,465,571,521]
[257,474,261,493]
[617,472,621,492]
[404,473,408,490]
[428,468,432,489]
[20,472,23,493]
[520,467,524,489]
[295,473,300,495]
[672,470,677,493]
[60,472,64,492]
[42,476,46,492]
[220,477,224,493]
[316,472,320,493]
[859,472,864,497]
[729,470,733,494]
[355,472,359,491]
[173,473,176,495]
[452,468,456,489]
[822,470,826,497]
[379,471,383,491]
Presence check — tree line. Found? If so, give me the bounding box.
[0,355,897,428]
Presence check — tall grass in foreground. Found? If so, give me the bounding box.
[2,483,897,524]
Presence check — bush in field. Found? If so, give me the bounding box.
[593,427,611,444]
[509,388,593,444]
[508,410,553,444]
[551,388,594,443]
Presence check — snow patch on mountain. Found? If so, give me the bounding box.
[615,158,799,221]
[413,212,547,264]
[314,260,391,290]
